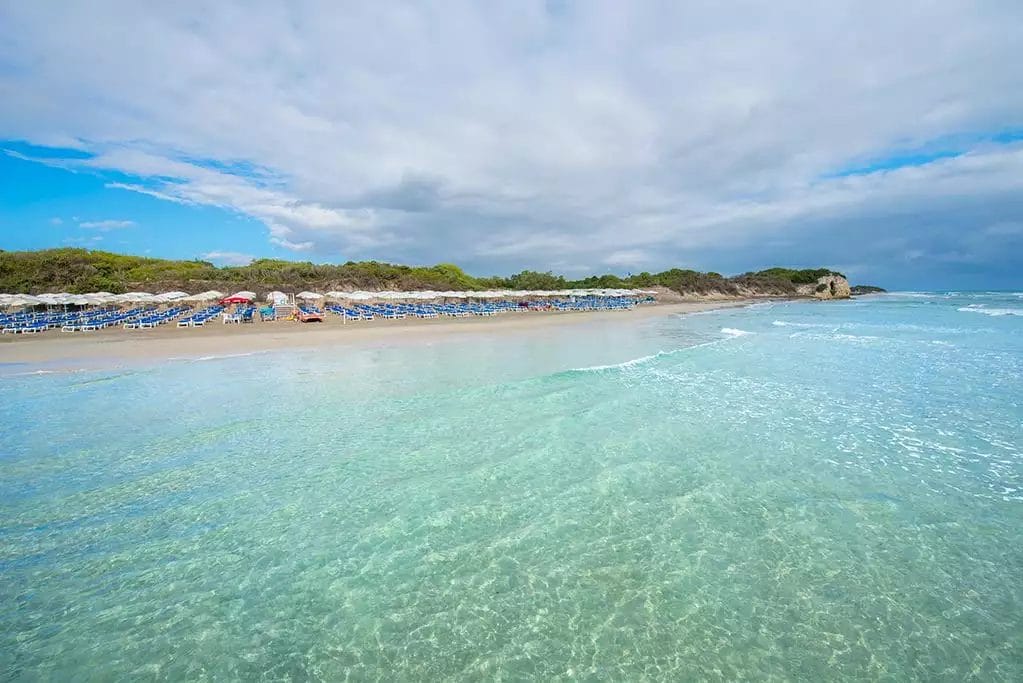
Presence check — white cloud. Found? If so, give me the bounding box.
[603,250,651,268]
[63,235,104,245]
[78,219,135,230]
[1,1,1022,285]
[201,251,255,266]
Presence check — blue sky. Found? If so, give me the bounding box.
[2,2,1023,289]
[1,143,288,265]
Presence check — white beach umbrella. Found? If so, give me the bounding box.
[120,292,155,303]
[231,291,257,301]
[3,294,41,307]
[296,291,323,300]
[161,293,189,303]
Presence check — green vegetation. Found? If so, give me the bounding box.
[749,267,844,284]
[850,285,887,294]
[0,248,851,297]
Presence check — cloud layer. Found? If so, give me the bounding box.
[2,1,1022,286]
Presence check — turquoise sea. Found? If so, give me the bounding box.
[2,293,1021,680]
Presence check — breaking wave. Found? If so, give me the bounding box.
[957,305,1023,317]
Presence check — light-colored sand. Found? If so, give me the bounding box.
[0,301,757,367]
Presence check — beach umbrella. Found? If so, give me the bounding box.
[181,291,216,302]
[159,291,189,301]
[328,291,366,300]
[230,291,256,300]
[119,292,155,303]
[2,294,42,307]
[221,295,253,304]
[296,291,323,300]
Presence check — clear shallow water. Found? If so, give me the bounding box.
[2,294,1021,680]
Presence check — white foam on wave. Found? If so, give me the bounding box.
[832,333,882,342]
[788,331,883,344]
[676,308,721,317]
[572,351,666,372]
[2,367,91,377]
[568,337,732,373]
[720,327,752,337]
[171,351,265,363]
[957,305,1023,317]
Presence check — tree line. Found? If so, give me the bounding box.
[0,248,843,296]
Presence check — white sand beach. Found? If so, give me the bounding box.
[0,301,755,367]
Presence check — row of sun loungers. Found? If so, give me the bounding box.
[122,306,192,329]
[2,296,647,336]
[324,297,638,321]
[177,305,226,327]
[1,306,153,334]
[221,306,255,324]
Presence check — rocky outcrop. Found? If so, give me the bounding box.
[648,273,852,302]
[796,274,851,300]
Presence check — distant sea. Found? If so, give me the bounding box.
[2,292,1021,680]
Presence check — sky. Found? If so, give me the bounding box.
[1,1,1022,289]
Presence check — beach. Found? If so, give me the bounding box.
[0,300,752,367]
[2,293,1022,679]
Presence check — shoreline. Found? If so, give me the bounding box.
[0,300,769,369]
